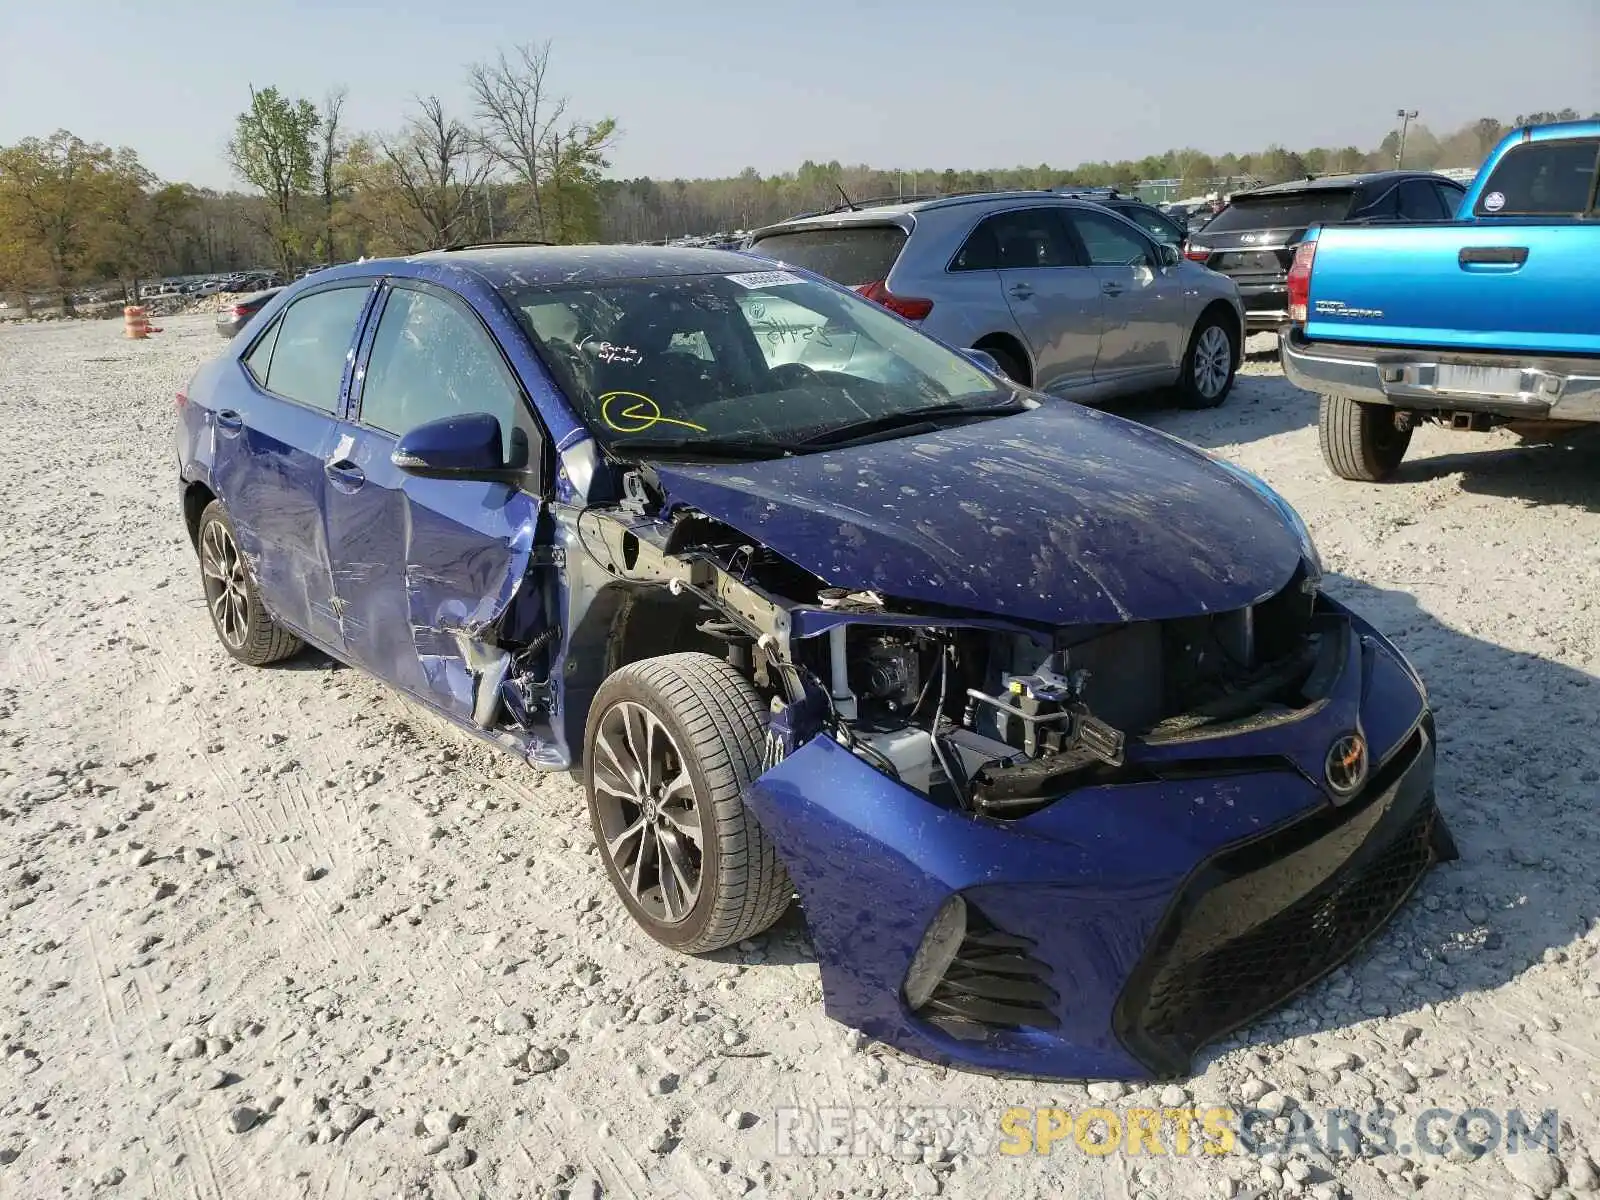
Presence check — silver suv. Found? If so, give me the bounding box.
[746,192,1246,408]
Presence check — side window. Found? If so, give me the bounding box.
[1065,210,1154,267]
[1434,184,1464,218]
[241,315,282,386]
[951,209,1076,271]
[1473,139,1600,215]
[258,286,370,412]
[358,286,526,460]
[1398,180,1448,220]
[1356,186,1399,219]
[1114,204,1182,246]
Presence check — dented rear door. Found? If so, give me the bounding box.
[324,280,552,726]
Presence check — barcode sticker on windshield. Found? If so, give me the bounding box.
[726,270,804,289]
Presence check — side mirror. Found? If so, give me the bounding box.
[961,347,1003,375]
[391,412,525,480]
[1157,242,1182,268]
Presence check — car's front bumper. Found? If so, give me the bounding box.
[1281,328,1600,421]
[746,602,1446,1080]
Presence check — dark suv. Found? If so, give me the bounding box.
[1185,172,1468,333]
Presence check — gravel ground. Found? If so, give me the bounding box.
[2,316,1599,1200]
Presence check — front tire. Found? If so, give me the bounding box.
[584,653,792,953]
[1176,312,1237,409]
[1318,394,1413,481]
[196,500,302,666]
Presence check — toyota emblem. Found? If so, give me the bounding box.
[1324,732,1368,796]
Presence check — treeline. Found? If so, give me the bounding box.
[1,54,1594,314]
[600,108,1596,241]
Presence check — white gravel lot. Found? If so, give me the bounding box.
[2,315,1599,1200]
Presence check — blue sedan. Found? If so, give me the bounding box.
[175,243,1453,1081]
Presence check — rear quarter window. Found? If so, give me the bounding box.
[1203,191,1357,232]
[1474,138,1600,216]
[747,225,908,286]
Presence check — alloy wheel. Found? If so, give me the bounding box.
[200,520,249,649]
[590,700,704,924]
[1194,325,1233,399]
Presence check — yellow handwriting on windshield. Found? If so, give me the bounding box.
[599,391,707,434]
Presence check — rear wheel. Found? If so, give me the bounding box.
[195,500,302,666]
[1318,394,1413,481]
[1175,312,1238,408]
[584,653,792,953]
[976,343,1028,385]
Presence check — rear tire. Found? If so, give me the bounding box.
[195,500,302,666]
[1318,394,1413,481]
[584,653,792,954]
[1175,311,1238,409]
[977,343,1028,385]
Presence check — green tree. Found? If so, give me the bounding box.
[0,130,122,311]
[227,85,320,273]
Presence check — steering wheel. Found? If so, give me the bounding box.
[767,362,819,388]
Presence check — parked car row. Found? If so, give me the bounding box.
[1278,120,1599,481]
[143,270,284,301]
[177,240,1450,1083]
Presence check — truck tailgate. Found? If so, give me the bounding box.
[1306,221,1600,356]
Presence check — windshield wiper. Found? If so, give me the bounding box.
[605,435,792,462]
[795,396,1028,449]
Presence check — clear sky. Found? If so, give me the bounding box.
[2,0,1597,189]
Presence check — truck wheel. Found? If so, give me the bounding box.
[1318,394,1413,481]
[584,653,792,954]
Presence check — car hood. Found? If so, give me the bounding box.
[649,402,1306,626]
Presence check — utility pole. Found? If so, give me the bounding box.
[1395,109,1418,168]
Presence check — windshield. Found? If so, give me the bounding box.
[1203,191,1357,232]
[504,269,1009,456]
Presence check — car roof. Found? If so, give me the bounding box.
[750,191,1128,237]
[408,243,762,287]
[292,244,769,295]
[1234,170,1450,197]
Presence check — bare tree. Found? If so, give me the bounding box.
[379,96,490,249]
[317,87,348,264]
[466,41,572,239]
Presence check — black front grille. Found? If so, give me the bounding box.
[1147,803,1431,1040]
[918,908,1059,1042]
[1115,726,1441,1077]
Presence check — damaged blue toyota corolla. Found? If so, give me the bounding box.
[175,245,1455,1081]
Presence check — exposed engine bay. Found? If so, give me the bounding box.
[535,468,1329,816]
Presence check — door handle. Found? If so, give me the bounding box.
[215,409,244,435]
[1101,283,1125,297]
[1458,246,1528,271]
[324,458,366,492]
[1008,283,1034,300]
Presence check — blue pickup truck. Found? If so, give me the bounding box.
[1280,122,1600,480]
